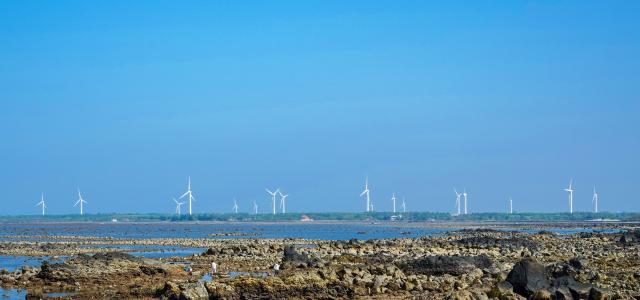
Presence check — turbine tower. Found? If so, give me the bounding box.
[592,186,599,213]
[252,201,258,215]
[508,197,513,214]
[232,199,239,213]
[173,198,184,215]
[453,188,462,216]
[360,177,371,212]
[563,179,574,214]
[36,193,46,216]
[266,188,279,215]
[279,191,289,214]
[391,193,397,213]
[179,177,196,215]
[401,197,406,213]
[463,188,468,215]
[74,188,87,215]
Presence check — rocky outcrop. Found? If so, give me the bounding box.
[400,255,492,276]
[505,258,612,300]
[457,236,539,251]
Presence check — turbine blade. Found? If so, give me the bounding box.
[180,191,189,199]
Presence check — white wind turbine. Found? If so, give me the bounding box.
[232,199,239,213]
[453,188,462,216]
[74,188,87,215]
[463,188,469,215]
[401,197,406,213]
[36,193,46,216]
[179,177,196,215]
[563,179,574,214]
[252,200,258,215]
[508,197,513,214]
[391,193,397,213]
[592,186,599,213]
[173,198,184,215]
[279,191,289,214]
[266,188,280,215]
[360,177,371,212]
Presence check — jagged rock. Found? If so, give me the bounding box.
[178,282,208,300]
[205,281,236,299]
[157,281,181,299]
[400,255,492,276]
[496,281,513,294]
[588,287,611,300]
[531,289,552,300]
[506,258,550,297]
[457,236,539,251]
[555,287,573,300]
[569,258,587,270]
[283,244,314,267]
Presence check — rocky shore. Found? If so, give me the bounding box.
[1,227,639,299]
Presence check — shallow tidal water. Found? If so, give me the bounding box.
[0,222,616,241]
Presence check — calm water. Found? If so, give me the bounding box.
[0,222,617,241]
[0,222,454,240]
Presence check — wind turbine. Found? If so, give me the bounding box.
[563,179,574,214]
[74,188,87,215]
[360,177,371,212]
[279,191,289,214]
[36,193,46,216]
[463,188,469,215]
[453,188,462,216]
[592,186,599,213]
[401,197,406,213]
[266,188,279,215]
[252,201,258,215]
[391,193,397,213]
[173,198,184,215]
[508,197,513,214]
[232,199,239,213]
[179,177,196,215]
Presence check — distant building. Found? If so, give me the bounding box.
[300,215,313,222]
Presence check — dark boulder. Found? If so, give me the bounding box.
[282,244,315,268]
[400,254,492,276]
[506,258,550,297]
[619,229,640,244]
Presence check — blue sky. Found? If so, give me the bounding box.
[1,1,638,215]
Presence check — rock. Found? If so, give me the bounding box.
[506,258,550,297]
[567,281,591,299]
[555,287,573,300]
[569,258,587,270]
[283,244,314,266]
[157,281,181,299]
[457,236,539,251]
[448,290,474,300]
[373,275,386,294]
[178,282,209,300]
[588,287,611,300]
[400,255,492,276]
[531,289,552,300]
[496,281,513,294]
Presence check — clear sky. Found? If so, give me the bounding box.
[1,1,638,215]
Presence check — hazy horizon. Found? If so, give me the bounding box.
[1,1,639,215]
